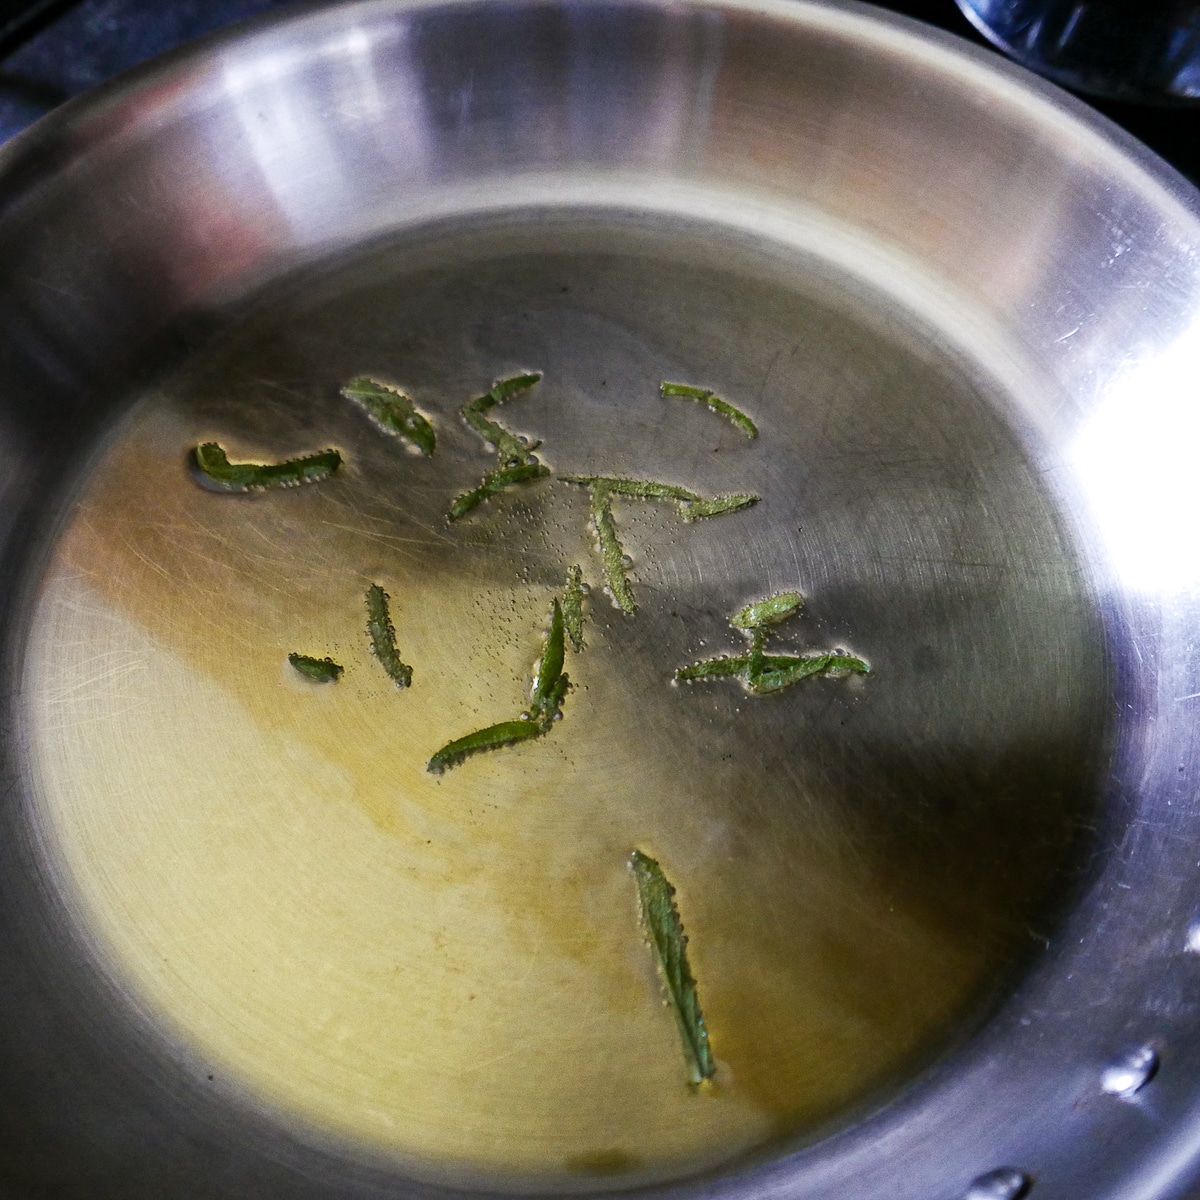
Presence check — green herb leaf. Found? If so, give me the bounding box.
[531,599,566,720]
[448,461,551,521]
[427,719,542,774]
[676,594,868,694]
[678,494,760,521]
[365,583,413,688]
[674,655,751,682]
[482,372,544,405]
[462,372,543,465]
[660,381,758,439]
[562,476,759,522]
[561,475,700,504]
[288,653,343,683]
[462,411,529,466]
[191,443,341,492]
[425,592,571,772]
[342,377,435,455]
[562,476,758,615]
[749,652,869,693]
[591,489,637,614]
[630,850,714,1086]
[534,673,569,732]
[563,565,586,651]
[731,592,804,630]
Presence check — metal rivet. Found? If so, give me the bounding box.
[1101,1044,1159,1097]
[963,1167,1032,1199]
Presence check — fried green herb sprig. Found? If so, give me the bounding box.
[675,590,869,693]
[630,850,715,1086]
[462,372,542,460]
[450,372,549,520]
[191,443,342,493]
[563,565,586,651]
[561,475,760,614]
[365,584,412,688]
[731,591,803,629]
[448,461,550,521]
[427,598,570,773]
[676,649,868,692]
[341,377,435,455]
[288,653,343,682]
[590,487,635,613]
[660,381,758,439]
[426,720,542,773]
[530,598,567,721]
[563,475,758,524]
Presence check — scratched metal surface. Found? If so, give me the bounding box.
[0,2,1197,1199]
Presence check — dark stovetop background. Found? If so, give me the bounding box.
[0,0,1197,183]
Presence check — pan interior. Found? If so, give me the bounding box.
[20,214,1107,1192]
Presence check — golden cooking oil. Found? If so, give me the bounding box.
[20,219,1105,1191]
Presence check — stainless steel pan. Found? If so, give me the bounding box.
[0,1,1198,1197]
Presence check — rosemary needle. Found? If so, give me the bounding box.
[427,720,541,774]
[630,850,715,1086]
[591,489,636,613]
[341,377,435,456]
[561,475,759,614]
[660,381,758,439]
[191,443,341,493]
[365,584,412,688]
[562,565,586,651]
[449,461,550,521]
[530,599,566,722]
[731,592,803,630]
[751,652,867,693]
[451,372,549,519]
[288,653,343,683]
[675,591,868,694]
[426,597,571,773]
[570,476,699,504]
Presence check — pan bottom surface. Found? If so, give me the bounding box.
[18,212,1107,1191]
